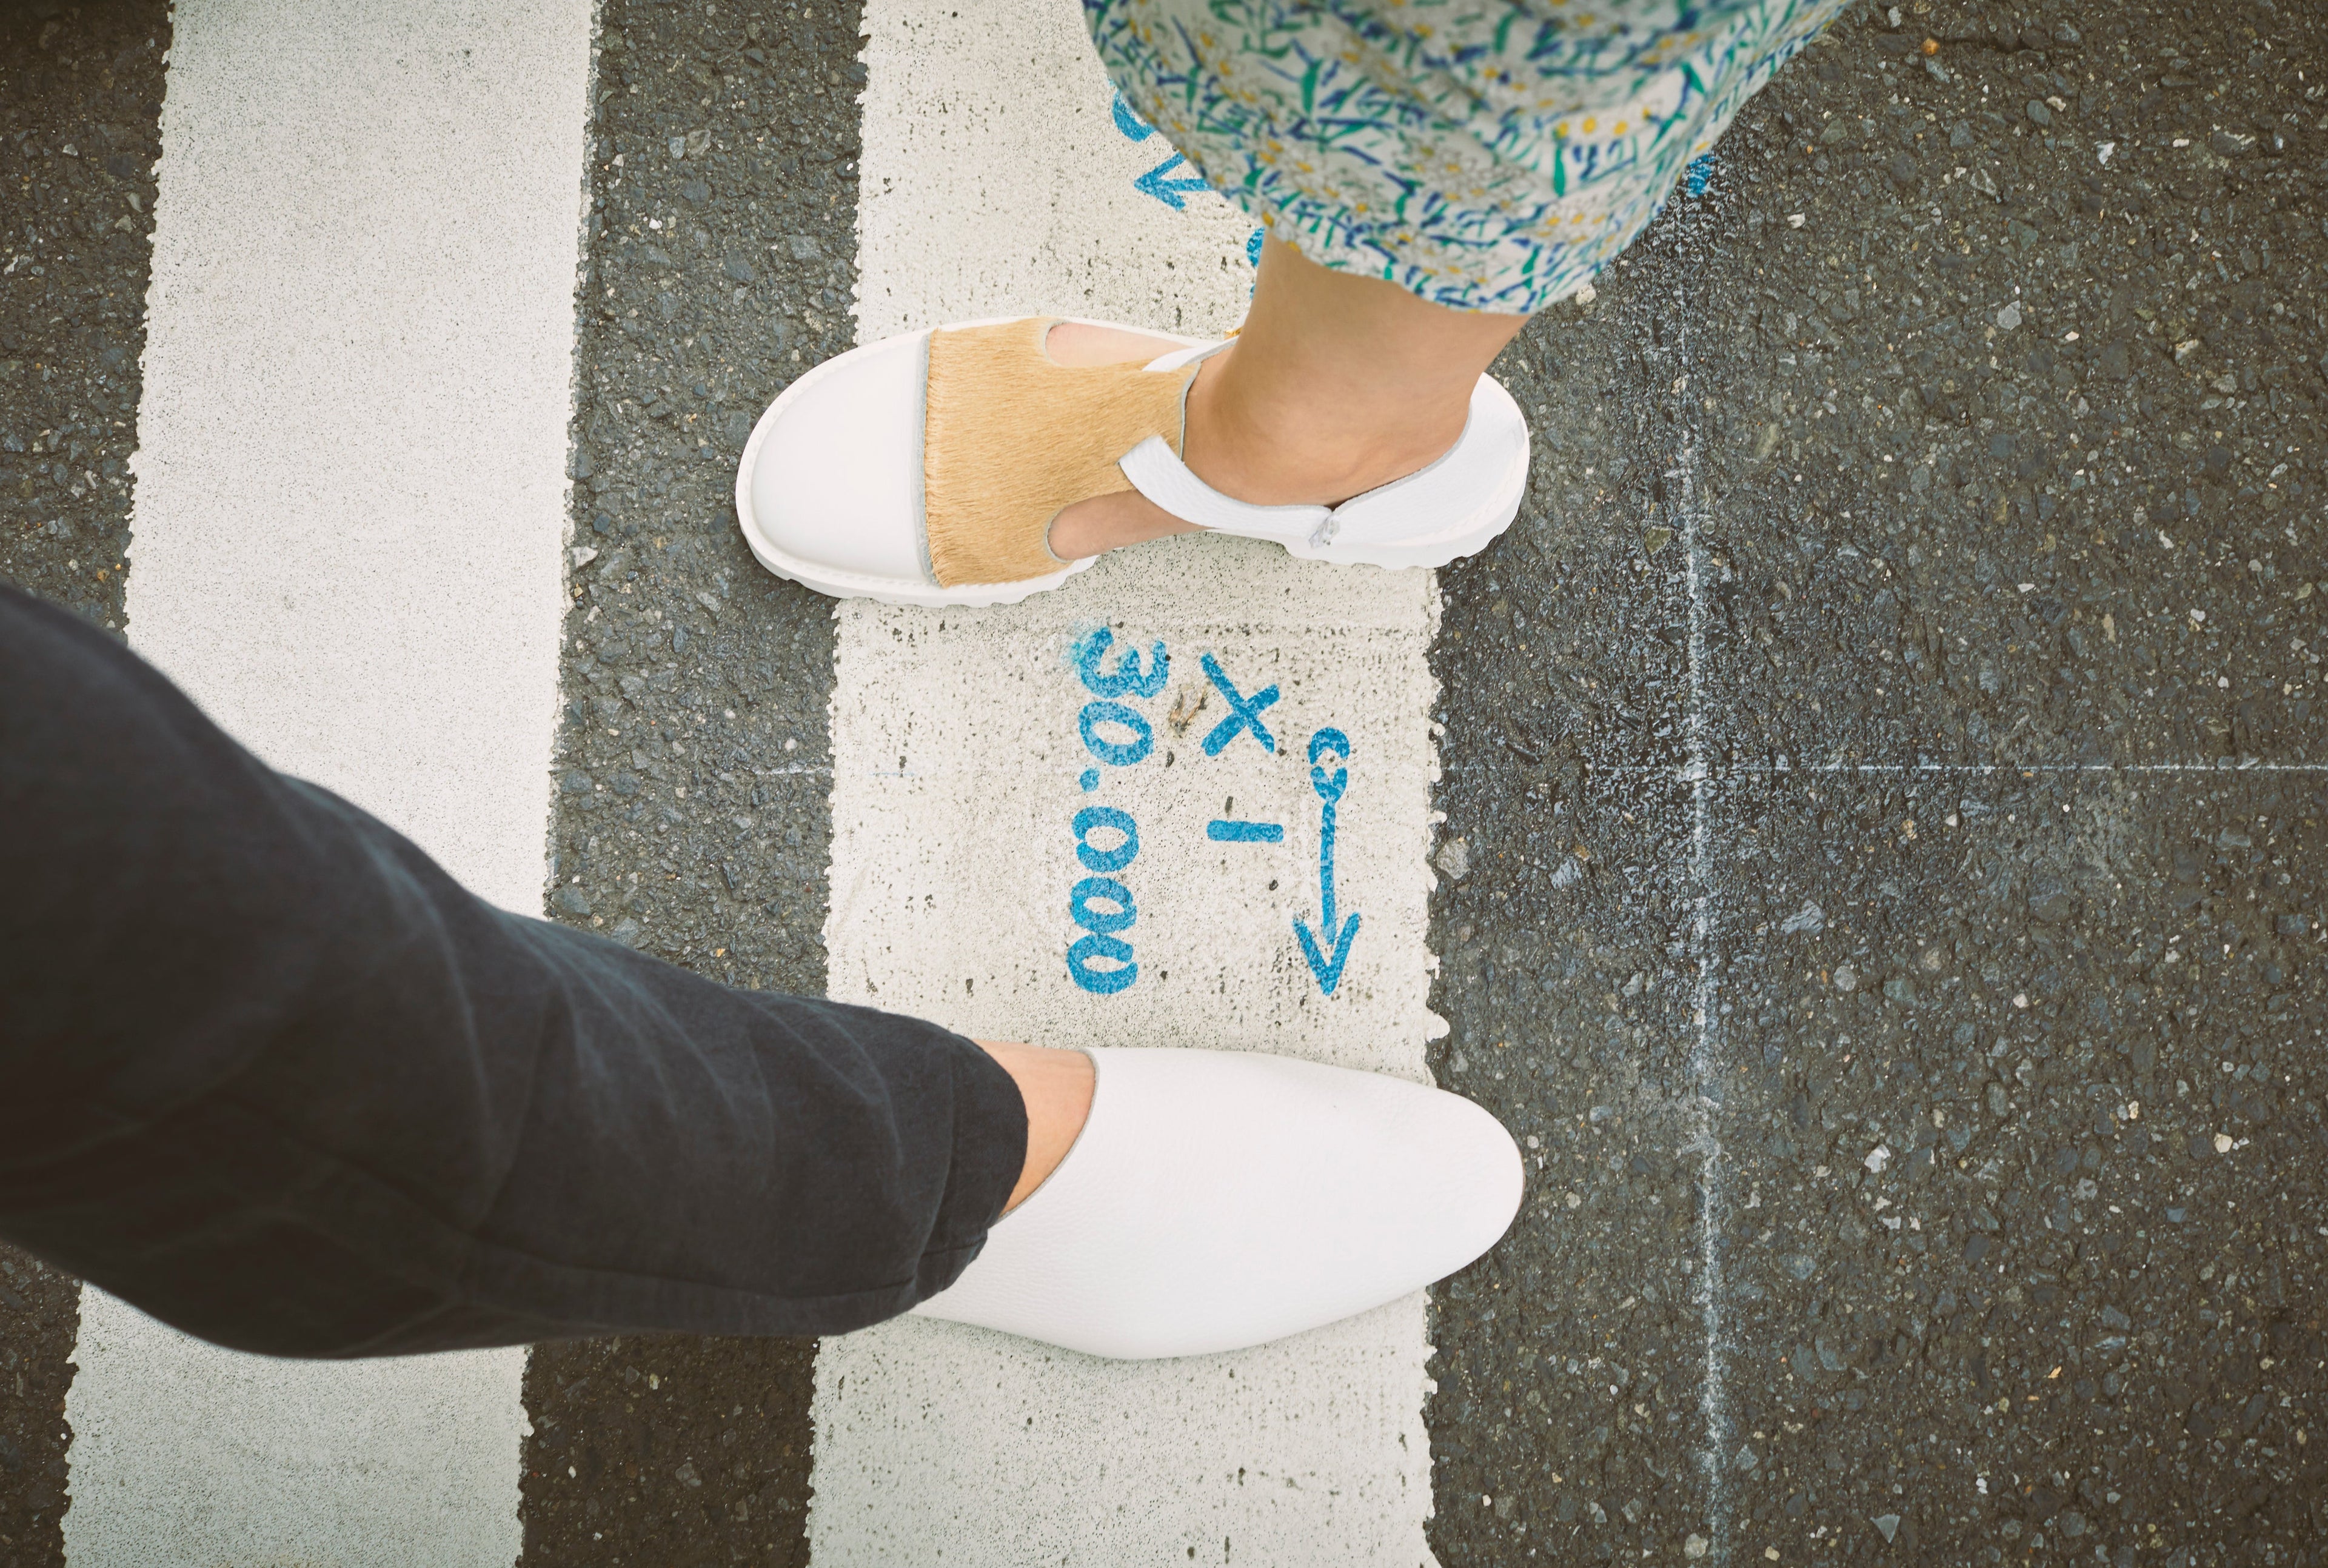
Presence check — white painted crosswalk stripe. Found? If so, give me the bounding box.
[65,0,594,1559]
[809,2,1447,1561]
[65,1297,527,1567]
[849,0,1258,337]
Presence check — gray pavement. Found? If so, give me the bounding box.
[518,0,867,1560]
[1,0,2323,1563]
[1426,3,2327,1562]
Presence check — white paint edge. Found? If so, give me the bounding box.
[70,0,597,1561]
[807,2,1448,1562]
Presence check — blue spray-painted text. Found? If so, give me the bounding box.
[1199,652,1279,756]
[1066,630,1166,993]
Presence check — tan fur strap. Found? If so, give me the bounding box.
[923,318,1196,589]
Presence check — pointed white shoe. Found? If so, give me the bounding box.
[908,1046,1524,1360]
[735,316,1530,608]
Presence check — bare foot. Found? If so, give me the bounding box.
[1039,240,1528,561]
[1041,322,1205,560]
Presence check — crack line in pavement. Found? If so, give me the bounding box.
[1791,762,2328,774]
[1438,761,2328,776]
[1674,274,1733,1565]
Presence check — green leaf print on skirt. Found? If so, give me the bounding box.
[1084,0,1851,313]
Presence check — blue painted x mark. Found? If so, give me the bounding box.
[1199,652,1278,756]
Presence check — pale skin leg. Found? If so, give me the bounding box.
[976,1040,1096,1213]
[1045,236,1531,559]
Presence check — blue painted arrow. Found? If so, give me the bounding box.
[1134,152,1212,212]
[1294,727,1360,995]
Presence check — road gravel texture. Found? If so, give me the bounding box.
[0,3,168,1563]
[3,0,2327,1564]
[517,0,868,1561]
[0,0,157,644]
[1426,2,2327,1564]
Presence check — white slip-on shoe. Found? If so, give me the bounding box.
[908,1046,1524,1360]
[735,316,1530,608]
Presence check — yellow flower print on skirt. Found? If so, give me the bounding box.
[1085,0,1851,313]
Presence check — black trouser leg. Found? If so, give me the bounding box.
[0,585,1025,1357]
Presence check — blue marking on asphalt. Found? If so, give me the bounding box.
[1294,728,1359,995]
[1074,627,1171,699]
[1067,876,1139,994]
[1074,806,1141,872]
[1207,819,1285,843]
[1198,652,1278,756]
[1111,87,1211,209]
[1686,152,1718,198]
[1134,152,1213,211]
[1110,89,1154,142]
[1079,699,1155,768]
[1069,875,1137,934]
[1067,932,1138,994]
[1111,89,1251,261]
[1066,628,1167,995]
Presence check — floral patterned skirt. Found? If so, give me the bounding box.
[1086,0,1851,314]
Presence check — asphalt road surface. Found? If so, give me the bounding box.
[1,0,2323,1563]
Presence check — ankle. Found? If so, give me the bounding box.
[1183,351,1468,507]
[977,1041,1095,1212]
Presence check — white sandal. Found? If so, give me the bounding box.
[735,316,1530,607]
[909,1046,1522,1360]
